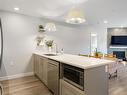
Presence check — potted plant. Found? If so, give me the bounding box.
[45,40,54,52]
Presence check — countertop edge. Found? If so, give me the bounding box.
[33,52,115,69]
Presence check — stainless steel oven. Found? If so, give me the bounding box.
[61,63,84,90]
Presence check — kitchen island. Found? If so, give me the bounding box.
[33,51,114,95]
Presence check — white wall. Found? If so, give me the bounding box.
[90,25,108,54]
[0,10,92,78]
[38,20,92,54]
[0,11,42,77]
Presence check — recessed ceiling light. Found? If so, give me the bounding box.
[14,7,19,11]
[104,20,108,24]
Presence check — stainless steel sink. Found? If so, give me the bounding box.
[44,54,57,56]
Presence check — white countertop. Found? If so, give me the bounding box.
[33,51,115,69]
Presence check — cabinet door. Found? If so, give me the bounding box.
[34,55,48,85]
[42,58,48,85]
[39,57,48,85]
[34,54,40,77]
[60,80,85,95]
[38,58,43,81]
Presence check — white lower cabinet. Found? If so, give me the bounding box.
[39,57,48,85]
[34,54,48,86]
[60,79,85,95]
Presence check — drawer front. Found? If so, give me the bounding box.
[60,80,85,95]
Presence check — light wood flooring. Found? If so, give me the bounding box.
[1,63,127,95]
[109,63,127,95]
[1,76,52,95]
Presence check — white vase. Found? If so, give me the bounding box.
[48,47,52,53]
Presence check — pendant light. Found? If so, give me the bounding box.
[66,8,86,24]
[65,0,86,24]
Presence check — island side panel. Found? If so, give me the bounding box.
[84,65,108,95]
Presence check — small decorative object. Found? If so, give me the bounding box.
[61,48,64,54]
[95,48,98,57]
[39,25,45,32]
[36,36,45,46]
[45,40,54,52]
[45,23,56,32]
[94,48,102,58]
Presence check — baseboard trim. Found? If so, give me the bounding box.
[0,72,34,81]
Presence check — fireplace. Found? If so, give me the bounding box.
[113,51,125,59]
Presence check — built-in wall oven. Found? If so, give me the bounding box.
[61,63,84,91]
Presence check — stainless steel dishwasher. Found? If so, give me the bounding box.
[47,59,59,95]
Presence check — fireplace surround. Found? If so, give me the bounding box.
[113,51,125,60]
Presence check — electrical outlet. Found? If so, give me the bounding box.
[10,61,14,66]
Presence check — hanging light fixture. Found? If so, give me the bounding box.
[66,8,86,24]
[65,0,86,24]
[45,23,56,32]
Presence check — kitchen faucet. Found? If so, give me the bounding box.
[54,43,58,55]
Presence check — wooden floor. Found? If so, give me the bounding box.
[109,77,127,95]
[1,76,52,95]
[1,64,127,95]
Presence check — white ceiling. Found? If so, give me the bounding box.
[0,0,86,17]
[0,0,127,26]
